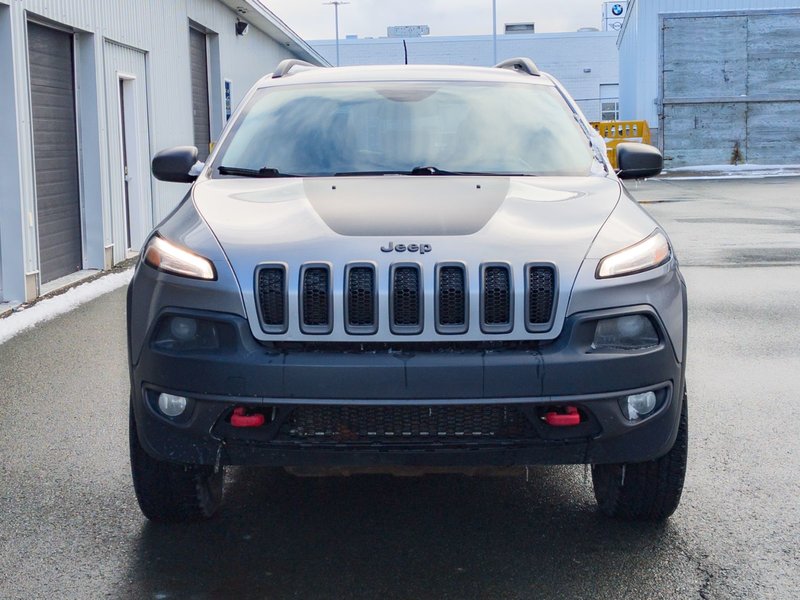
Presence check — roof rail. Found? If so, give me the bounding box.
[494,57,541,77]
[272,58,320,79]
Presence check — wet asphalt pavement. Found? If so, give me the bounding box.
[1,177,799,599]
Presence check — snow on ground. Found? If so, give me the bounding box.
[662,164,800,180]
[0,270,133,346]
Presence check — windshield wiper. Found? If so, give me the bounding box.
[334,166,535,177]
[334,170,414,176]
[218,165,298,178]
[411,166,536,176]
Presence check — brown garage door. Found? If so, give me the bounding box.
[28,22,82,283]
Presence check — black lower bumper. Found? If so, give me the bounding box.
[129,306,685,467]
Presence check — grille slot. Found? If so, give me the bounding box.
[279,404,536,444]
[436,264,467,333]
[300,265,332,334]
[391,265,423,334]
[527,265,556,330]
[346,265,377,334]
[256,266,287,333]
[481,264,512,333]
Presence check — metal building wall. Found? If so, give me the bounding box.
[0,1,19,302]
[618,0,800,128]
[311,32,620,121]
[0,0,324,302]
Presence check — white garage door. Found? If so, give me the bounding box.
[661,11,800,167]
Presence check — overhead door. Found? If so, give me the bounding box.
[28,22,82,283]
[661,11,800,167]
[189,28,211,161]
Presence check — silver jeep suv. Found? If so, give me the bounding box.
[128,58,688,522]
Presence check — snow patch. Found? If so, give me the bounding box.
[0,270,133,346]
[662,164,800,180]
[666,163,800,172]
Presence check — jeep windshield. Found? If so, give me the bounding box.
[212,82,594,178]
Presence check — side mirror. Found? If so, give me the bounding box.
[152,146,200,183]
[616,142,663,180]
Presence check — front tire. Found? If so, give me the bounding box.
[129,403,224,522]
[591,390,688,521]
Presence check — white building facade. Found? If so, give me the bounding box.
[0,0,325,304]
[311,32,620,122]
[618,0,800,165]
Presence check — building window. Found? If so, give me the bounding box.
[599,83,620,122]
[601,99,619,121]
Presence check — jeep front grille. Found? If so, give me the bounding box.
[279,404,536,444]
[256,266,287,333]
[345,265,377,334]
[300,265,332,334]
[255,262,556,336]
[436,264,467,333]
[391,265,423,334]
[527,265,556,331]
[481,264,512,333]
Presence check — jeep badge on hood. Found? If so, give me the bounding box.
[380,242,432,254]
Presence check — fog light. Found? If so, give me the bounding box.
[592,315,659,351]
[624,391,657,421]
[158,393,188,417]
[153,316,222,351]
[170,317,198,341]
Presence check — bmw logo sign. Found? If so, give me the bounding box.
[612,3,624,16]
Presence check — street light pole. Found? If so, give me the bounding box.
[492,0,497,64]
[323,1,350,67]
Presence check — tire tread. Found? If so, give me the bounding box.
[592,391,688,521]
[129,405,223,522]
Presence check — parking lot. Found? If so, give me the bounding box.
[0,176,798,599]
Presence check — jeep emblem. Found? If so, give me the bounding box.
[380,242,432,254]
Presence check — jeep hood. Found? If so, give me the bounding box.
[191,175,622,341]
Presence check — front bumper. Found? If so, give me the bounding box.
[130,303,685,468]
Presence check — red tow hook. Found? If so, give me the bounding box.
[544,406,581,427]
[231,407,265,428]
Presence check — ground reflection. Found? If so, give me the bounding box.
[124,466,682,599]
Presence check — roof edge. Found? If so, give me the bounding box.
[223,0,332,66]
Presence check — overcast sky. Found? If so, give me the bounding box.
[263,0,605,40]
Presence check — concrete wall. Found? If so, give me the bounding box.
[0,0,324,303]
[618,0,800,127]
[311,32,620,121]
[659,10,800,166]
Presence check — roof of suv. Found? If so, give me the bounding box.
[258,64,555,88]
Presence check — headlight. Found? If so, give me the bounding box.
[143,235,216,280]
[596,230,671,279]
